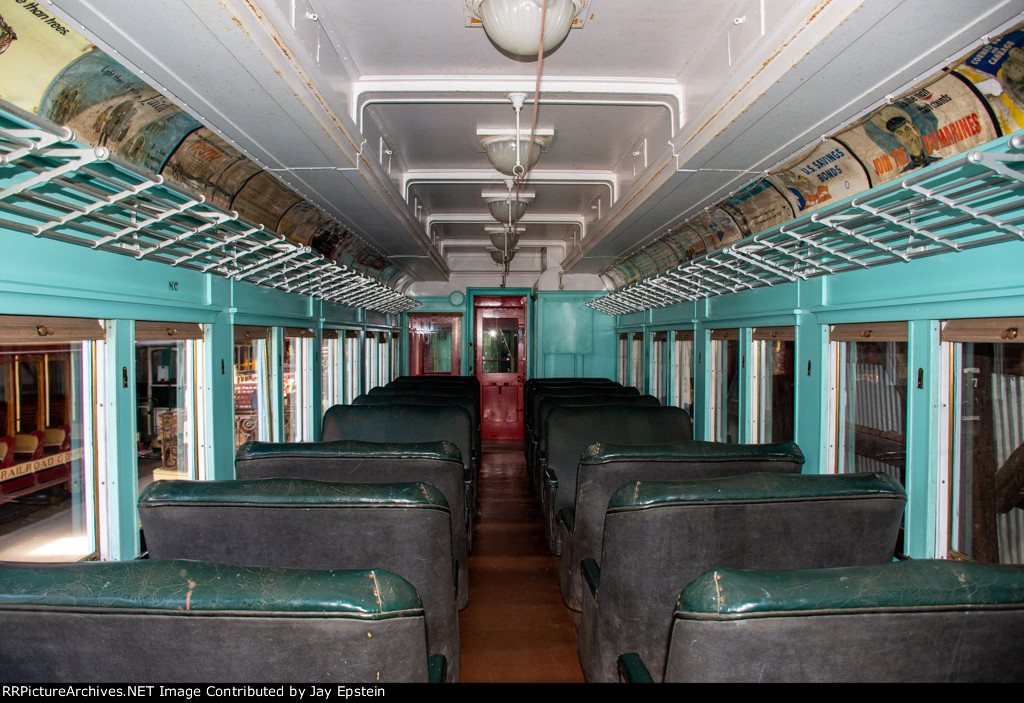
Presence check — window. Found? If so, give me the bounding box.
[322,329,343,412]
[831,323,908,483]
[670,331,695,419]
[710,329,740,443]
[753,327,795,442]
[617,333,628,385]
[364,332,380,391]
[0,315,105,561]
[284,328,314,442]
[944,318,1024,564]
[135,322,206,486]
[651,332,668,403]
[343,330,361,403]
[233,326,272,449]
[629,332,643,390]
[408,314,461,376]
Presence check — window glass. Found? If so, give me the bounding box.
[482,318,519,374]
[948,328,1024,563]
[409,315,461,376]
[628,333,643,390]
[135,322,205,486]
[836,339,907,482]
[343,331,360,403]
[754,328,795,442]
[233,327,272,450]
[0,316,104,561]
[651,332,668,404]
[670,332,694,419]
[322,331,342,412]
[710,331,739,443]
[617,333,628,385]
[284,330,313,442]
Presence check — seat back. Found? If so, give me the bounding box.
[541,405,693,552]
[579,471,906,682]
[235,439,470,608]
[323,404,473,473]
[532,394,660,485]
[663,560,1024,682]
[0,560,438,683]
[558,440,804,610]
[139,479,460,681]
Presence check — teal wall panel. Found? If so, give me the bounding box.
[534,292,615,379]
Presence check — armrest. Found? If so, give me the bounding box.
[556,506,575,534]
[544,466,557,488]
[428,654,447,683]
[582,558,600,596]
[618,653,653,683]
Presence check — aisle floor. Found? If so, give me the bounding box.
[458,441,585,683]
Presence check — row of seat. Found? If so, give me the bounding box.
[0,560,445,682]
[1,376,482,683]
[530,377,1024,682]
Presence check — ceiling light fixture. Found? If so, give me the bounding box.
[483,187,535,224]
[477,92,553,178]
[485,225,524,251]
[468,0,583,58]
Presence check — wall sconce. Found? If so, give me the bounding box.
[468,0,583,58]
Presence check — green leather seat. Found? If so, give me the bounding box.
[557,439,804,611]
[0,559,444,682]
[541,404,693,553]
[578,471,906,682]
[620,560,1024,682]
[139,479,461,681]
[235,438,471,609]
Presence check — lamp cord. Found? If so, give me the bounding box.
[510,0,550,280]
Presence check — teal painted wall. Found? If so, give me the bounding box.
[0,233,391,559]
[611,240,1024,558]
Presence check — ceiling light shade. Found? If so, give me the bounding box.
[486,197,530,223]
[487,226,524,250]
[490,249,516,264]
[470,0,582,57]
[480,135,546,176]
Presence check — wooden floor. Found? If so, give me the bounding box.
[458,441,585,683]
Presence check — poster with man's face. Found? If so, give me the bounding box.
[835,73,998,187]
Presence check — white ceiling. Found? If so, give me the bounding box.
[49,0,1024,293]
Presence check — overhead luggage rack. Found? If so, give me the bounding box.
[0,103,419,315]
[589,132,1024,316]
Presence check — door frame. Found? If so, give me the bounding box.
[466,289,532,379]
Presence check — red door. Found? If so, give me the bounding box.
[474,296,526,440]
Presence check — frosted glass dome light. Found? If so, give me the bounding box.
[469,0,583,58]
[480,135,546,176]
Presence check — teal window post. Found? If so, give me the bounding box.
[101,319,139,560]
[905,319,942,557]
[794,312,828,474]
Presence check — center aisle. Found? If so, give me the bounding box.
[458,441,585,683]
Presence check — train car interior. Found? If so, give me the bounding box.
[1,0,1024,683]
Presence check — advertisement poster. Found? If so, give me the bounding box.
[229,171,302,234]
[0,0,93,114]
[278,201,331,247]
[662,223,709,264]
[771,138,871,216]
[835,72,999,186]
[687,207,743,252]
[955,29,1024,134]
[38,50,202,172]
[719,178,795,237]
[161,130,261,210]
